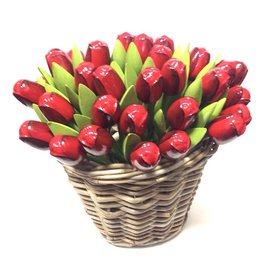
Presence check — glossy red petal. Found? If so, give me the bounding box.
[74,62,95,91]
[133,34,153,62]
[117,32,134,51]
[154,35,174,51]
[149,45,172,69]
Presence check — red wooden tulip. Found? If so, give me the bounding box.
[92,95,121,128]
[19,120,53,149]
[133,34,153,62]
[85,40,110,67]
[119,105,148,136]
[117,32,134,51]
[216,60,248,86]
[202,68,230,103]
[78,124,113,156]
[189,47,210,80]
[130,141,160,171]
[46,48,73,75]
[224,85,251,108]
[49,135,85,166]
[135,67,163,103]
[167,97,199,130]
[161,59,186,95]
[93,65,125,100]
[208,114,246,144]
[13,80,45,107]
[221,103,252,125]
[38,92,74,124]
[159,130,190,159]
[154,35,174,51]
[74,62,95,91]
[149,45,172,69]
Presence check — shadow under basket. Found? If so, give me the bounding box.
[63,139,218,247]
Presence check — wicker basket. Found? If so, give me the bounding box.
[63,139,218,247]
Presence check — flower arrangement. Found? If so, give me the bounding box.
[14,33,252,171]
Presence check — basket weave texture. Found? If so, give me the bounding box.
[63,139,218,247]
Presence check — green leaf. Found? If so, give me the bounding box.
[72,44,84,70]
[66,86,79,111]
[196,102,217,127]
[141,56,155,70]
[154,109,166,133]
[181,43,190,87]
[122,133,141,161]
[197,60,217,79]
[208,97,226,123]
[47,121,79,136]
[154,94,163,114]
[119,85,140,110]
[38,67,55,86]
[45,83,69,101]
[78,84,97,116]
[37,76,46,86]
[111,39,126,70]
[52,62,75,95]
[124,63,138,89]
[111,61,125,82]
[32,104,48,123]
[126,42,143,74]
[184,78,202,104]
[73,114,92,130]
[187,128,207,149]
[172,45,182,59]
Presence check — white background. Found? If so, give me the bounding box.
[0,0,269,269]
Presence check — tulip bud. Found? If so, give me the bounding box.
[149,45,172,69]
[78,124,113,156]
[13,80,45,107]
[208,114,246,144]
[38,92,74,124]
[133,34,153,62]
[92,95,121,128]
[85,40,110,67]
[46,48,73,75]
[130,141,160,171]
[135,67,163,103]
[119,105,148,136]
[49,135,85,166]
[159,130,190,159]
[154,35,174,51]
[161,59,186,95]
[117,32,134,51]
[167,97,199,130]
[224,85,251,108]
[216,60,248,86]
[74,62,95,90]
[19,120,53,149]
[189,47,210,80]
[93,65,125,100]
[202,68,230,103]
[221,103,252,125]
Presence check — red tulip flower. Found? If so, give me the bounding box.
[49,135,85,166]
[130,141,160,171]
[208,114,246,144]
[13,79,45,107]
[46,48,73,75]
[224,85,251,109]
[189,47,210,80]
[133,34,153,62]
[202,68,230,103]
[167,97,199,130]
[216,60,248,86]
[135,67,163,103]
[78,124,113,156]
[159,130,190,159]
[19,120,53,149]
[221,103,252,125]
[161,59,186,95]
[92,95,121,128]
[117,32,134,51]
[119,104,148,136]
[38,92,74,124]
[74,62,95,90]
[149,45,172,69]
[154,35,174,51]
[85,40,110,67]
[93,65,125,100]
